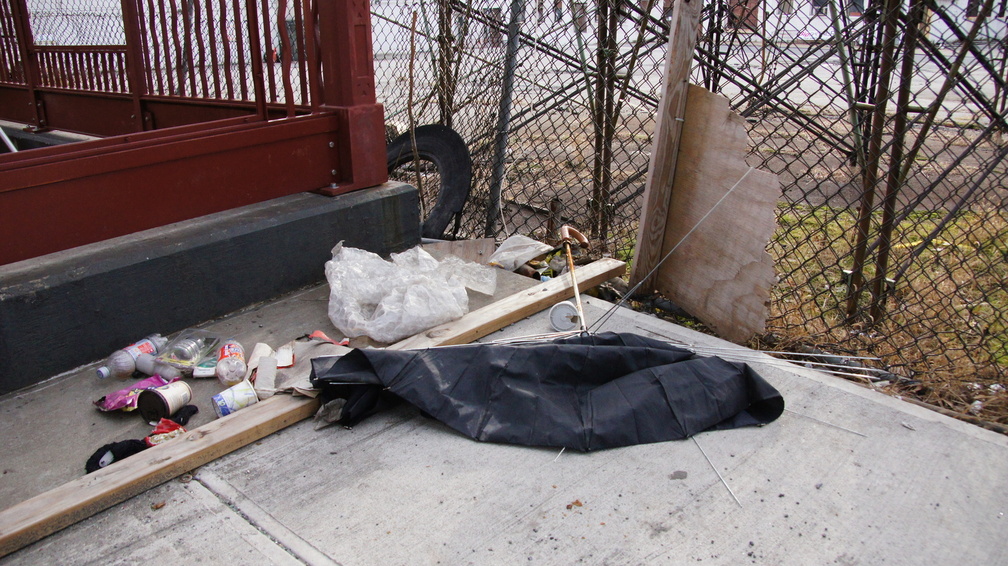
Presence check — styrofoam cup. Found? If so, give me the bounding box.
[212,379,259,418]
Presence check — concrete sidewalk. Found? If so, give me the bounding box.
[1,285,1006,565]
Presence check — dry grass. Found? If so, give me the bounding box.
[767,204,1008,424]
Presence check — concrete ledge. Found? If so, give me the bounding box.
[0,182,419,394]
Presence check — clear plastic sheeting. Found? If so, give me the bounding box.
[439,255,497,296]
[325,243,496,343]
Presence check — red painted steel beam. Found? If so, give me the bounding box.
[0,86,33,123]
[0,0,389,265]
[314,0,387,195]
[0,84,314,136]
[0,114,350,266]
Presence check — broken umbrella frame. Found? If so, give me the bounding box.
[310,332,785,451]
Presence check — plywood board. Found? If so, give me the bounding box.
[654,85,779,344]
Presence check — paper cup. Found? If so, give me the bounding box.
[212,379,259,417]
[137,381,193,423]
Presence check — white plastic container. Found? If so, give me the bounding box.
[215,339,247,386]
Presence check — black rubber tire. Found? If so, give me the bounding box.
[386,124,472,239]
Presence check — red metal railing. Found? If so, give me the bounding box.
[0,0,353,131]
[35,46,129,92]
[0,0,387,265]
[0,0,24,84]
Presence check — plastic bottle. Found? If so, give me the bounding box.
[215,340,247,386]
[96,334,169,379]
[135,353,182,380]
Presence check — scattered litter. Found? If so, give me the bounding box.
[252,356,278,399]
[136,380,193,424]
[970,400,983,415]
[211,379,258,417]
[95,334,168,380]
[145,418,187,446]
[440,255,497,296]
[244,342,275,381]
[305,330,349,346]
[215,339,247,386]
[85,440,148,473]
[314,398,347,430]
[169,405,199,426]
[137,352,182,380]
[901,421,916,431]
[157,329,222,376]
[94,374,179,412]
[487,235,553,271]
[548,301,580,332]
[238,335,349,398]
[566,500,583,510]
[192,354,217,378]
[151,501,167,510]
[275,342,295,368]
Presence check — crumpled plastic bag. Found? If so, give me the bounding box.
[487,235,553,271]
[439,255,497,295]
[326,243,494,343]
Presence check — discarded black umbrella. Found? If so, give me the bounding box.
[310,332,784,451]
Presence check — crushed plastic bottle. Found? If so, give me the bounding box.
[96,334,168,379]
[215,339,247,386]
[135,352,182,380]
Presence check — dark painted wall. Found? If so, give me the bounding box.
[0,183,419,394]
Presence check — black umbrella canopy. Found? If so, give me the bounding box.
[311,332,785,451]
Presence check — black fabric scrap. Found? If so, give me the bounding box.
[169,404,199,426]
[85,439,149,473]
[310,332,785,451]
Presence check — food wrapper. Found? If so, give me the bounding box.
[94,374,178,412]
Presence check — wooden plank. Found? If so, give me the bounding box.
[653,85,779,344]
[0,258,625,558]
[628,0,703,291]
[392,258,626,350]
[0,394,320,558]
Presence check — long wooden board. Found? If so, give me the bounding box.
[0,258,625,558]
[628,0,703,291]
[393,258,626,350]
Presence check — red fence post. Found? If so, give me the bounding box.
[121,0,149,131]
[315,0,387,194]
[245,0,269,120]
[9,0,46,130]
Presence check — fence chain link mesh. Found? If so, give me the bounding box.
[373,0,1007,422]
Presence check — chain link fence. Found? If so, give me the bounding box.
[373,0,1008,422]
